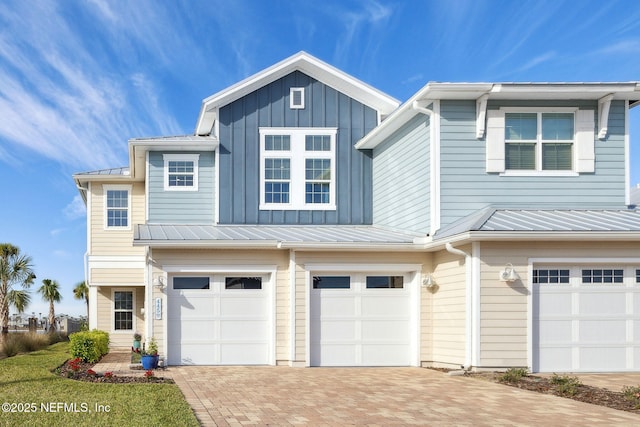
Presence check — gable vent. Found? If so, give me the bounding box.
[290,87,305,109]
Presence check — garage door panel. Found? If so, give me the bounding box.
[362,345,411,366]
[312,294,356,316]
[361,320,410,342]
[220,344,269,365]
[220,320,269,340]
[580,320,626,342]
[311,344,356,366]
[313,320,357,341]
[220,295,266,315]
[580,347,626,371]
[579,292,625,315]
[538,320,572,342]
[537,292,571,316]
[169,343,218,365]
[361,295,407,316]
[537,347,573,372]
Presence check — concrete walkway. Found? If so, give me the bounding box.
[94,354,640,426]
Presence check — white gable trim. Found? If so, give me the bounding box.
[195,52,399,135]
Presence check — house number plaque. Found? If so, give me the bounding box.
[155,297,162,320]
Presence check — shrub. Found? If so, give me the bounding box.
[499,368,529,383]
[69,330,110,363]
[47,332,68,345]
[623,385,640,409]
[20,333,51,352]
[1,334,22,357]
[550,374,582,396]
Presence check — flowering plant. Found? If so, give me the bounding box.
[144,370,154,380]
[87,369,96,376]
[69,357,81,372]
[104,371,114,379]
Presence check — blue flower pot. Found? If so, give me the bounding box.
[141,355,159,370]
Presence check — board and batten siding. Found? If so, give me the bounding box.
[439,100,627,230]
[373,114,431,233]
[147,151,215,224]
[218,70,378,225]
[90,182,146,256]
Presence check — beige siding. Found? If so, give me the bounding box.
[429,248,468,367]
[91,268,144,284]
[478,241,640,369]
[89,182,146,256]
[294,251,429,365]
[149,249,290,363]
[95,286,145,348]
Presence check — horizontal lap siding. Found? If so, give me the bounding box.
[430,249,467,366]
[218,71,377,225]
[96,286,144,348]
[478,241,640,368]
[439,100,627,230]
[91,268,144,285]
[90,182,146,256]
[147,151,214,223]
[150,249,290,363]
[373,114,430,233]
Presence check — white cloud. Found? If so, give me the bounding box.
[63,195,86,220]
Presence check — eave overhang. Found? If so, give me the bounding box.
[356,82,640,150]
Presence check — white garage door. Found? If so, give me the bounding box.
[533,265,640,372]
[310,273,414,366]
[167,275,271,365]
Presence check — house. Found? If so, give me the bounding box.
[74,52,640,372]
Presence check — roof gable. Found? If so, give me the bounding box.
[195,51,400,135]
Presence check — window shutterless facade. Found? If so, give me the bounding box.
[260,128,337,210]
[164,154,199,191]
[113,290,133,331]
[104,185,131,229]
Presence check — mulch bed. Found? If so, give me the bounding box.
[55,357,174,384]
[463,371,640,414]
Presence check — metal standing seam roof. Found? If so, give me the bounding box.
[75,167,130,176]
[134,224,426,247]
[434,208,640,239]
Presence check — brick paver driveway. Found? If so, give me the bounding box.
[168,366,640,426]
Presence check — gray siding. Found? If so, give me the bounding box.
[218,71,378,225]
[439,100,627,229]
[147,151,215,223]
[373,114,431,233]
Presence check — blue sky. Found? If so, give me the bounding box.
[1,0,639,317]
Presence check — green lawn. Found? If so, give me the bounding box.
[0,342,199,427]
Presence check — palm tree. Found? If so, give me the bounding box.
[38,279,62,333]
[0,243,35,342]
[73,280,89,319]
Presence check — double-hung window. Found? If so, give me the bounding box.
[113,290,133,331]
[505,112,574,171]
[164,154,199,191]
[486,108,595,174]
[104,185,130,229]
[260,128,336,210]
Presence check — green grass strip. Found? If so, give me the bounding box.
[0,342,199,427]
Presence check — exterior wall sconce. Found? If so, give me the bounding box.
[499,263,519,282]
[153,276,165,289]
[422,274,437,288]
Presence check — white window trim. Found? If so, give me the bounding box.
[111,288,135,334]
[290,87,305,109]
[103,184,131,230]
[163,154,199,191]
[259,127,337,211]
[500,107,578,176]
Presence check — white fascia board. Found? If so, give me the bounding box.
[429,231,640,248]
[490,82,640,100]
[132,240,281,249]
[195,51,400,134]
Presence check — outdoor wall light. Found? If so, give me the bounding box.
[499,263,519,282]
[153,276,165,289]
[422,274,437,288]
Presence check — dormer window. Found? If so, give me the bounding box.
[164,154,199,191]
[290,88,305,109]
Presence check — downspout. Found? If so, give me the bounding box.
[445,242,473,370]
[412,100,440,233]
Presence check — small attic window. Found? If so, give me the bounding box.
[290,87,305,109]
